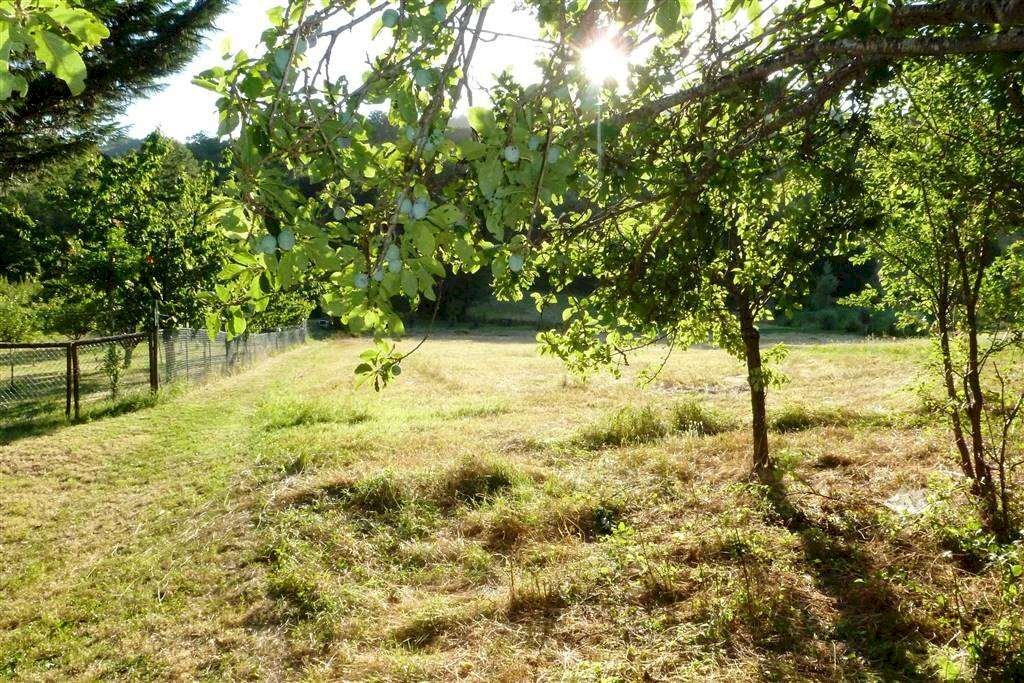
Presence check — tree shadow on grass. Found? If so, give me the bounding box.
[760,481,931,681]
[0,392,163,446]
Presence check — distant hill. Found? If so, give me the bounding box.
[101,137,145,157]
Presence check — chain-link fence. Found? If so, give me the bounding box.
[0,343,72,423]
[75,333,156,411]
[158,326,307,386]
[1,325,308,425]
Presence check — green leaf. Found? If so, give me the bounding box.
[0,71,28,99]
[31,30,88,95]
[619,0,649,21]
[467,107,496,136]
[401,269,418,297]
[409,222,436,255]
[655,0,681,34]
[205,312,221,341]
[476,156,503,199]
[459,139,488,161]
[228,311,247,336]
[46,7,110,45]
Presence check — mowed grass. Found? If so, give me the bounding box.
[1,330,1018,680]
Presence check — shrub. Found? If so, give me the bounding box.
[579,405,667,448]
[769,404,854,432]
[669,399,736,436]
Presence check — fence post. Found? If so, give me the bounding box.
[148,327,159,393]
[65,343,73,420]
[71,341,81,420]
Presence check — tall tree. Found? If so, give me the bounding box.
[1,0,229,181]
[857,60,1024,538]
[534,90,865,479]
[43,133,222,336]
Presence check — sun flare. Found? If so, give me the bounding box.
[580,33,629,87]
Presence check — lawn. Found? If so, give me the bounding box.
[0,330,1019,680]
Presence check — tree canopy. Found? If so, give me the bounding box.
[184,0,1024,478]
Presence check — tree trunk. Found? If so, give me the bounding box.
[936,310,975,480]
[964,304,1003,537]
[738,303,773,482]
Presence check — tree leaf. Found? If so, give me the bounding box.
[401,269,418,297]
[476,156,503,199]
[46,7,110,45]
[467,107,496,136]
[31,30,88,95]
[655,0,681,34]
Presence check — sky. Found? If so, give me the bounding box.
[120,1,548,141]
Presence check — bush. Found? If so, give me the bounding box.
[669,399,737,436]
[579,405,668,448]
[769,404,854,432]
[782,305,904,336]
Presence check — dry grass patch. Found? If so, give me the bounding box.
[4,331,1023,681]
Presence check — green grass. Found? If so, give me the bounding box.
[1,330,1021,680]
[669,397,738,435]
[579,405,668,448]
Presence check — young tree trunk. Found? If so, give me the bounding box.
[936,310,975,480]
[738,302,773,482]
[964,304,1004,537]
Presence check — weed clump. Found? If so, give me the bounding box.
[258,397,371,430]
[436,457,518,506]
[769,403,854,432]
[669,399,737,436]
[392,600,489,648]
[579,405,667,448]
[347,472,406,514]
[450,402,510,418]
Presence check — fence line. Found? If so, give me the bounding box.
[0,324,308,423]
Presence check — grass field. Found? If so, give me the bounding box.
[1,330,1021,680]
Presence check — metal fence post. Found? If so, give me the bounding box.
[65,343,73,419]
[71,341,81,420]
[149,327,159,393]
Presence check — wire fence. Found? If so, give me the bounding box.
[1,344,71,423]
[0,325,308,425]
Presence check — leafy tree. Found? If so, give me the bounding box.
[185,132,231,181]
[536,108,865,479]
[855,61,1024,539]
[248,285,320,333]
[1,0,229,181]
[0,278,40,343]
[44,133,222,335]
[0,203,38,280]
[197,0,1024,347]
